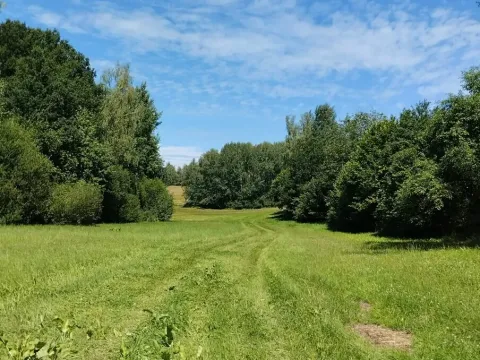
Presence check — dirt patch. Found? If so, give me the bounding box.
[352,324,412,351]
[359,301,372,312]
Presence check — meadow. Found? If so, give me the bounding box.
[0,190,479,359]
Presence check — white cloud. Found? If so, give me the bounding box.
[161,146,203,167]
[90,59,116,75]
[28,5,85,33]
[27,1,480,100]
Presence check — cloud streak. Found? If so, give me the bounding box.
[27,1,480,101]
[24,0,480,109]
[161,146,203,167]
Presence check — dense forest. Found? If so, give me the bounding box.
[184,71,480,237]
[0,20,173,224]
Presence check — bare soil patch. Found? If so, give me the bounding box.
[352,324,412,351]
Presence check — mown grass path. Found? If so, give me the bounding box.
[1,207,479,359]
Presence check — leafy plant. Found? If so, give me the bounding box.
[0,317,79,359]
[48,181,103,225]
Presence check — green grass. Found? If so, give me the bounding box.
[1,207,480,359]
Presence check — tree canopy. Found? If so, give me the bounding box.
[185,69,480,238]
[0,21,172,224]
[184,142,284,209]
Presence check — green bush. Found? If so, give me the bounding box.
[139,178,174,221]
[102,165,137,223]
[119,194,142,223]
[0,119,53,224]
[48,181,103,225]
[391,160,451,235]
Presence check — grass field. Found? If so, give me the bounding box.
[168,186,186,206]
[1,205,480,359]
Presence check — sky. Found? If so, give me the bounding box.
[4,0,480,166]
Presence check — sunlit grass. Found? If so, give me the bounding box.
[0,208,479,359]
[167,186,185,207]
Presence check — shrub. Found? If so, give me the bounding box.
[139,178,174,221]
[0,119,53,224]
[0,180,22,224]
[119,194,142,223]
[102,165,137,223]
[48,181,103,225]
[390,160,451,236]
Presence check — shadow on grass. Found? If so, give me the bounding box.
[365,236,480,252]
[269,210,295,222]
[269,210,480,251]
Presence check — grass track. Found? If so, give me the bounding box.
[0,207,479,359]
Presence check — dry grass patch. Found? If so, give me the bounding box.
[352,324,412,351]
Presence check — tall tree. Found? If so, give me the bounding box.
[0,20,102,181]
[100,64,163,179]
[162,163,180,186]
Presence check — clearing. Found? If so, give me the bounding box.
[0,205,479,359]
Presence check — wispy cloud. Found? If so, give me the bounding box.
[161,146,203,167]
[27,1,480,101]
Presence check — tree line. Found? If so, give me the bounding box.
[0,20,173,224]
[185,69,480,237]
[182,142,284,208]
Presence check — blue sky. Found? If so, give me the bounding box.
[4,0,480,166]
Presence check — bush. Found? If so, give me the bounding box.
[0,119,53,224]
[48,181,103,225]
[139,178,174,221]
[119,194,142,223]
[0,180,22,224]
[391,160,451,236]
[102,165,137,223]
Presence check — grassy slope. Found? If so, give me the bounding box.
[0,207,479,359]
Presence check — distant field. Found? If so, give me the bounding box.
[1,208,479,359]
[168,185,185,206]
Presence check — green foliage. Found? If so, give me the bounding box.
[100,65,163,179]
[184,142,284,209]
[0,22,169,225]
[0,119,53,224]
[0,20,102,179]
[0,316,79,359]
[52,110,107,183]
[2,17,480,237]
[162,163,181,186]
[118,194,142,224]
[295,178,329,222]
[462,66,480,95]
[48,181,103,225]
[138,178,174,221]
[102,166,139,223]
[276,105,379,222]
[390,159,451,235]
[326,86,480,237]
[270,168,295,212]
